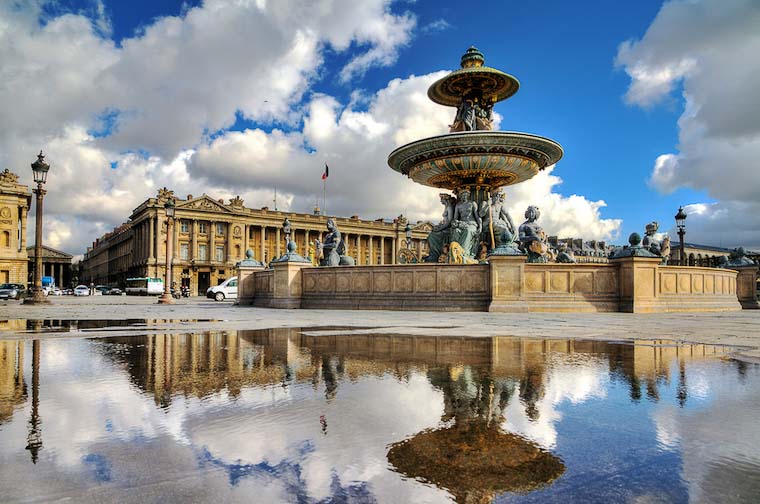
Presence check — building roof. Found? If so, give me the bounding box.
[26,244,74,260]
[682,242,760,255]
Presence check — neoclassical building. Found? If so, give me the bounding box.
[669,242,760,267]
[0,169,31,285]
[81,189,431,294]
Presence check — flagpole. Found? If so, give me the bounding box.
[322,177,326,216]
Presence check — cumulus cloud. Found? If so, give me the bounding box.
[1,0,620,253]
[616,0,760,248]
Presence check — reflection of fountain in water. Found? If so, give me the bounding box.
[389,364,564,503]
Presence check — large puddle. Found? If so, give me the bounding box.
[0,329,758,503]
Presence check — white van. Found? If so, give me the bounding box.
[206,277,238,301]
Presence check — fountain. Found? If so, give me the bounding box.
[388,47,563,262]
[237,47,749,314]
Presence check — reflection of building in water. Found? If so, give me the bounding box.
[606,341,728,404]
[0,340,26,424]
[92,330,731,413]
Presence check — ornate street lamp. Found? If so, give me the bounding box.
[405,222,412,249]
[24,151,50,305]
[675,206,687,266]
[158,199,176,304]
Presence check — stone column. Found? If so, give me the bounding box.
[304,230,310,256]
[243,224,249,253]
[209,220,216,262]
[270,260,313,309]
[380,237,385,265]
[20,207,28,250]
[392,238,396,264]
[173,217,180,259]
[369,236,374,265]
[148,213,156,262]
[226,222,234,261]
[236,261,265,305]
[735,265,760,309]
[357,235,362,265]
[276,227,281,257]
[57,263,63,288]
[191,220,198,260]
[260,226,266,263]
[488,255,528,312]
[609,256,662,313]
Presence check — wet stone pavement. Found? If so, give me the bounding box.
[0,297,759,503]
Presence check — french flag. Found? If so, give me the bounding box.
[322,163,329,180]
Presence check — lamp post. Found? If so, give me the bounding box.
[675,206,687,266]
[158,199,176,304]
[24,151,50,305]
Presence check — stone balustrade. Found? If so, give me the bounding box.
[238,254,750,313]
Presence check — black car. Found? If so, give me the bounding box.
[0,283,26,300]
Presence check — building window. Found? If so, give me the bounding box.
[198,222,207,234]
[180,220,189,233]
[2,231,9,247]
[180,243,189,260]
[216,223,225,236]
[215,246,224,262]
[198,244,208,261]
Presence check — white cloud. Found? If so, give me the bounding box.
[1,0,620,253]
[616,0,760,248]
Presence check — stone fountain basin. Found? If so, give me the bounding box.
[387,131,563,189]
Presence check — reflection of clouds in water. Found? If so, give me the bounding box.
[1,340,449,503]
[504,361,608,449]
[650,362,760,503]
[186,373,446,503]
[651,405,681,450]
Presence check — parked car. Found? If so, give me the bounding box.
[50,288,63,296]
[74,285,90,296]
[0,283,26,300]
[108,287,123,296]
[206,277,238,301]
[94,285,111,296]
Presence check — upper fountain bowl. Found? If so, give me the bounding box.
[387,130,563,191]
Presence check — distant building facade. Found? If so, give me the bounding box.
[80,189,431,295]
[669,242,760,267]
[0,169,31,285]
[26,245,74,288]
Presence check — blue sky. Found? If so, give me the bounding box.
[2,0,758,252]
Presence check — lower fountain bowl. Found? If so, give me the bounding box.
[387,131,563,191]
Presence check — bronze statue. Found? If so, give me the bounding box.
[642,221,661,256]
[660,236,671,265]
[555,243,576,263]
[518,206,550,263]
[426,193,455,262]
[314,219,354,266]
[479,190,516,249]
[449,190,482,259]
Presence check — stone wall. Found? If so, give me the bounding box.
[523,263,620,312]
[251,269,274,307]
[300,264,490,311]
[655,265,742,312]
[240,255,747,313]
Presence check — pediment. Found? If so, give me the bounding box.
[413,222,434,233]
[176,195,233,213]
[26,245,73,259]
